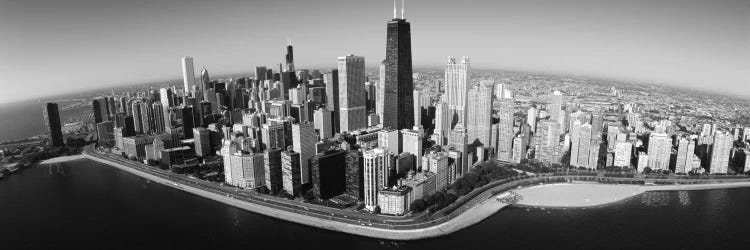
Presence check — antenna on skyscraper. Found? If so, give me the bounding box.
[393,0,397,19]
[401,0,405,19]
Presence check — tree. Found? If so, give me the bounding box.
[121,152,128,159]
[643,167,653,174]
[257,186,270,194]
[372,206,381,214]
[303,190,315,202]
[410,199,426,212]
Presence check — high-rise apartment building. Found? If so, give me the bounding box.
[647,133,671,170]
[710,132,733,174]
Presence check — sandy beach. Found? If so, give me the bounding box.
[515,181,750,208]
[39,155,85,164]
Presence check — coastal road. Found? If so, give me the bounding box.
[83,146,455,230]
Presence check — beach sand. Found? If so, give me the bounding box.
[39,155,85,164]
[514,181,750,208]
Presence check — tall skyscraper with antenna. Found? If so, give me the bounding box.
[285,41,295,72]
[382,0,414,130]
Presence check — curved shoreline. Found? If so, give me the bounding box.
[80,154,512,240]
[62,153,750,240]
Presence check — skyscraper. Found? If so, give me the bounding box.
[282,150,302,196]
[200,68,210,101]
[363,148,388,211]
[131,102,143,134]
[337,55,366,132]
[383,2,414,130]
[466,81,494,149]
[151,102,165,133]
[92,98,106,123]
[527,107,537,134]
[285,42,295,72]
[264,148,283,194]
[710,132,733,174]
[496,97,514,162]
[313,108,333,140]
[44,102,64,146]
[324,70,340,133]
[292,122,316,185]
[182,57,195,97]
[311,150,347,200]
[647,133,671,170]
[676,137,695,173]
[401,126,423,171]
[549,91,563,122]
[139,102,154,134]
[445,56,470,129]
[434,100,450,146]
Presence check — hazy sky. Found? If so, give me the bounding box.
[1,0,748,103]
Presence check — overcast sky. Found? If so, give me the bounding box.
[1,0,748,103]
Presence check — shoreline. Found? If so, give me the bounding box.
[54,153,750,240]
[80,153,513,240]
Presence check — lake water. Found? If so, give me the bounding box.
[1,159,749,249]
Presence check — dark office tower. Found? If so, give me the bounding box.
[345,150,364,200]
[383,2,414,130]
[181,106,195,139]
[255,66,267,82]
[114,112,126,128]
[324,70,340,133]
[265,69,273,82]
[215,92,226,110]
[200,68,209,101]
[152,102,166,133]
[198,101,212,127]
[281,71,297,99]
[285,42,295,72]
[264,147,283,194]
[311,150,347,199]
[44,102,64,146]
[365,81,377,114]
[231,88,244,110]
[122,115,136,136]
[92,98,105,123]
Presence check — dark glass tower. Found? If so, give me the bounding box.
[384,12,414,130]
[44,102,64,146]
[285,43,295,72]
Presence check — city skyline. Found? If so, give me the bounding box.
[1,0,748,104]
[3,0,750,247]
